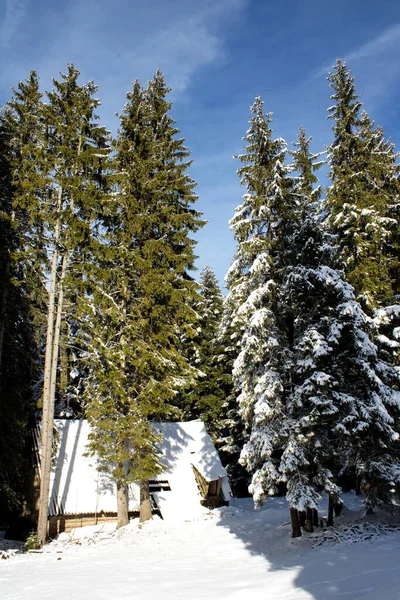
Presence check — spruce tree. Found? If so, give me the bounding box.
[179,264,249,492]
[37,65,110,542]
[1,72,46,370]
[215,291,248,496]
[0,74,46,517]
[83,72,205,525]
[229,106,400,535]
[326,59,399,308]
[0,107,14,373]
[225,98,297,513]
[185,265,225,427]
[0,110,38,515]
[289,133,400,516]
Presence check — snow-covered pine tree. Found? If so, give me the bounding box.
[225,98,299,519]
[355,114,400,370]
[277,128,400,518]
[230,105,400,535]
[373,303,400,368]
[326,59,399,309]
[214,290,248,496]
[185,265,226,426]
[232,119,338,533]
[37,65,110,543]
[179,264,249,493]
[83,72,205,525]
[358,112,400,293]
[323,62,400,510]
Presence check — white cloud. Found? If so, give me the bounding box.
[315,23,400,78]
[0,0,247,119]
[345,24,400,63]
[123,16,222,94]
[313,23,400,111]
[100,0,248,95]
[0,0,25,48]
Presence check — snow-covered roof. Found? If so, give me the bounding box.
[47,420,231,520]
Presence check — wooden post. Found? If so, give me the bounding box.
[290,507,301,538]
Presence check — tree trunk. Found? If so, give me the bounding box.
[115,292,130,530]
[48,253,68,421]
[0,258,10,372]
[298,511,306,527]
[305,507,314,532]
[327,495,334,526]
[42,252,68,527]
[290,507,301,538]
[0,211,15,371]
[313,508,319,528]
[334,501,343,517]
[116,476,129,529]
[37,187,62,544]
[140,480,152,523]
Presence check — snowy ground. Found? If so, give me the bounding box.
[1,494,400,600]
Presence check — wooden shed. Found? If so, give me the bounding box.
[34,420,232,535]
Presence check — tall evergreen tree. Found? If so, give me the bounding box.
[179,264,249,492]
[0,73,46,516]
[281,129,399,517]
[83,72,205,526]
[37,65,110,543]
[184,265,225,426]
[0,110,37,515]
[0,108,15,375]
[214,290,248,496]
[228,104,400,535]
[225,98,298,514]
[1,72,46,371]
[326,59,399,308]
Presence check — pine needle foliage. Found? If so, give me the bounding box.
[228,102,400,516]
[326,59,399,308]
[0,74,45,514]
[185,265,226,426]
[83,72,205,513]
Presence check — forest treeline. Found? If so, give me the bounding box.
[0,59,398,541]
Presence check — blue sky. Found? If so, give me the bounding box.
[1,0,400,288]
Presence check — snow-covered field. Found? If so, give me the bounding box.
[1,494,400,600]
